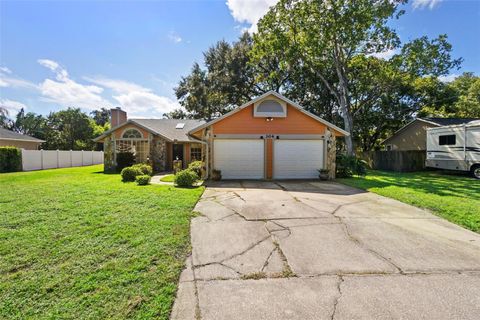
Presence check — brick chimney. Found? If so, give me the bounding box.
[111,107,127,127]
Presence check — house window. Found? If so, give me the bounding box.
[253,98,287,118]
[117,128,148,163]
[116,140,149,163]
[122,129,142,139]
[190,143,202,161]
[439,135,456,146]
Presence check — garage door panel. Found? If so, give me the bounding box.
[214,140,264,179]
[274,140,324,179]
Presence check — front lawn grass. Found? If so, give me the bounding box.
[0,165,204,319]
[338,170,480,233]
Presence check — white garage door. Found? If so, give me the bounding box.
[214,139,264,179]
[274,140,324,179]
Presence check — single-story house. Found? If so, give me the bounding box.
[383,118,479,151]
[0,127,45,150]
[94,91,348,179]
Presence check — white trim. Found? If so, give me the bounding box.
[189,91,350,136]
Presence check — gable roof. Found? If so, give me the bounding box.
[189,91,350,136]
[383,117,480,144]
[0,127,45,143]
[420,117,480,126]
[93,119,205,143]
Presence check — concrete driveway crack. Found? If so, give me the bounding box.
[331,275,344,320]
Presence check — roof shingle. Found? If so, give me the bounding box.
[0,127,45,142]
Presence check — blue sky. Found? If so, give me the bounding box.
[1,0,479,118]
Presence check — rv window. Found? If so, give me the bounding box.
[439,135,456,146]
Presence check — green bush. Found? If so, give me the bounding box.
[188,161,203,177]
[336,154,367,178]
[135,174,151,185]
[121,166,142,182]
[0,147,22,173]
[132,163,153,176]
[174,169,199,187]
[116,152,135,172]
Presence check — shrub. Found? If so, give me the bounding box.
[174,169,199,187]
[116,152,135,171]
[0,147,22,173]
[121,166,142,182]
[188,161,203,177]
[135,174,151,185]
[132,163,153,176]
[336,154,367,178]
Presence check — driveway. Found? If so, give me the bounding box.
[171,181,480,320]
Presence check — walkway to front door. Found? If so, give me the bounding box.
[171,181,480,320]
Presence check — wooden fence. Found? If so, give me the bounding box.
[21,149,104,171]
[359,150,426,172]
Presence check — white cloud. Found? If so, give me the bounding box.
[368,48,399,60]
[0,99,28,113]
[38,59,110,109]
[0,67,37,89]
[85,76,179,116]
[412,0,443,10]
[168,31,182,43]
[0,67,12,74]
[439,74,459,83]
[38,59,69,81]
[226,0,279,32]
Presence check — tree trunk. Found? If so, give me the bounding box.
[338,94,354,155]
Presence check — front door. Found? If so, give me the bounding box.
[173,144,184,167]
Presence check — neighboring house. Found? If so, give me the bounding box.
[0,127,45,150]
[95,91,348,179]
[383,118,480,151]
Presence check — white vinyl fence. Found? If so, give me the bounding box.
[21,149,104,171]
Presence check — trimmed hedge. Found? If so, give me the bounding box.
[188,161,203,177]
[174,169,199,187]
[121,166,143,182]
[135,175,151,186]
[0,147,22,173]
[132,163,153,176]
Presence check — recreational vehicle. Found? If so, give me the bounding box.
[426,121,480,179]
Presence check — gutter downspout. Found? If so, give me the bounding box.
[188,133,209,180]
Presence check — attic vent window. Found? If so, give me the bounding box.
[254,98,287,118]
[176,123,185,129]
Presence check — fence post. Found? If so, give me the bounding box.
[70,150,73,167]
[91,150,94,165]
[56,150,60,168]
[40,149,44,169]
[81,150,84,166]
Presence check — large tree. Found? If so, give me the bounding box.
[251,0,461,154]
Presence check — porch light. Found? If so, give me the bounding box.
[266,117,274,122]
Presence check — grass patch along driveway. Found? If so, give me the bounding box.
[0,165,204,319]
[338,170,480,233]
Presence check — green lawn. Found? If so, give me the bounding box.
[160,174,175,183]
[338,170,480,233]
[0,165,204,319]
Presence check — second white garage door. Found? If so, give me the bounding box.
[274,140,324,179]
[214,139,264,179]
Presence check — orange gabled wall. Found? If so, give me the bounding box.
[211,104,327,135]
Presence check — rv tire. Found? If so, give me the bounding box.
[471,165,480,179]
